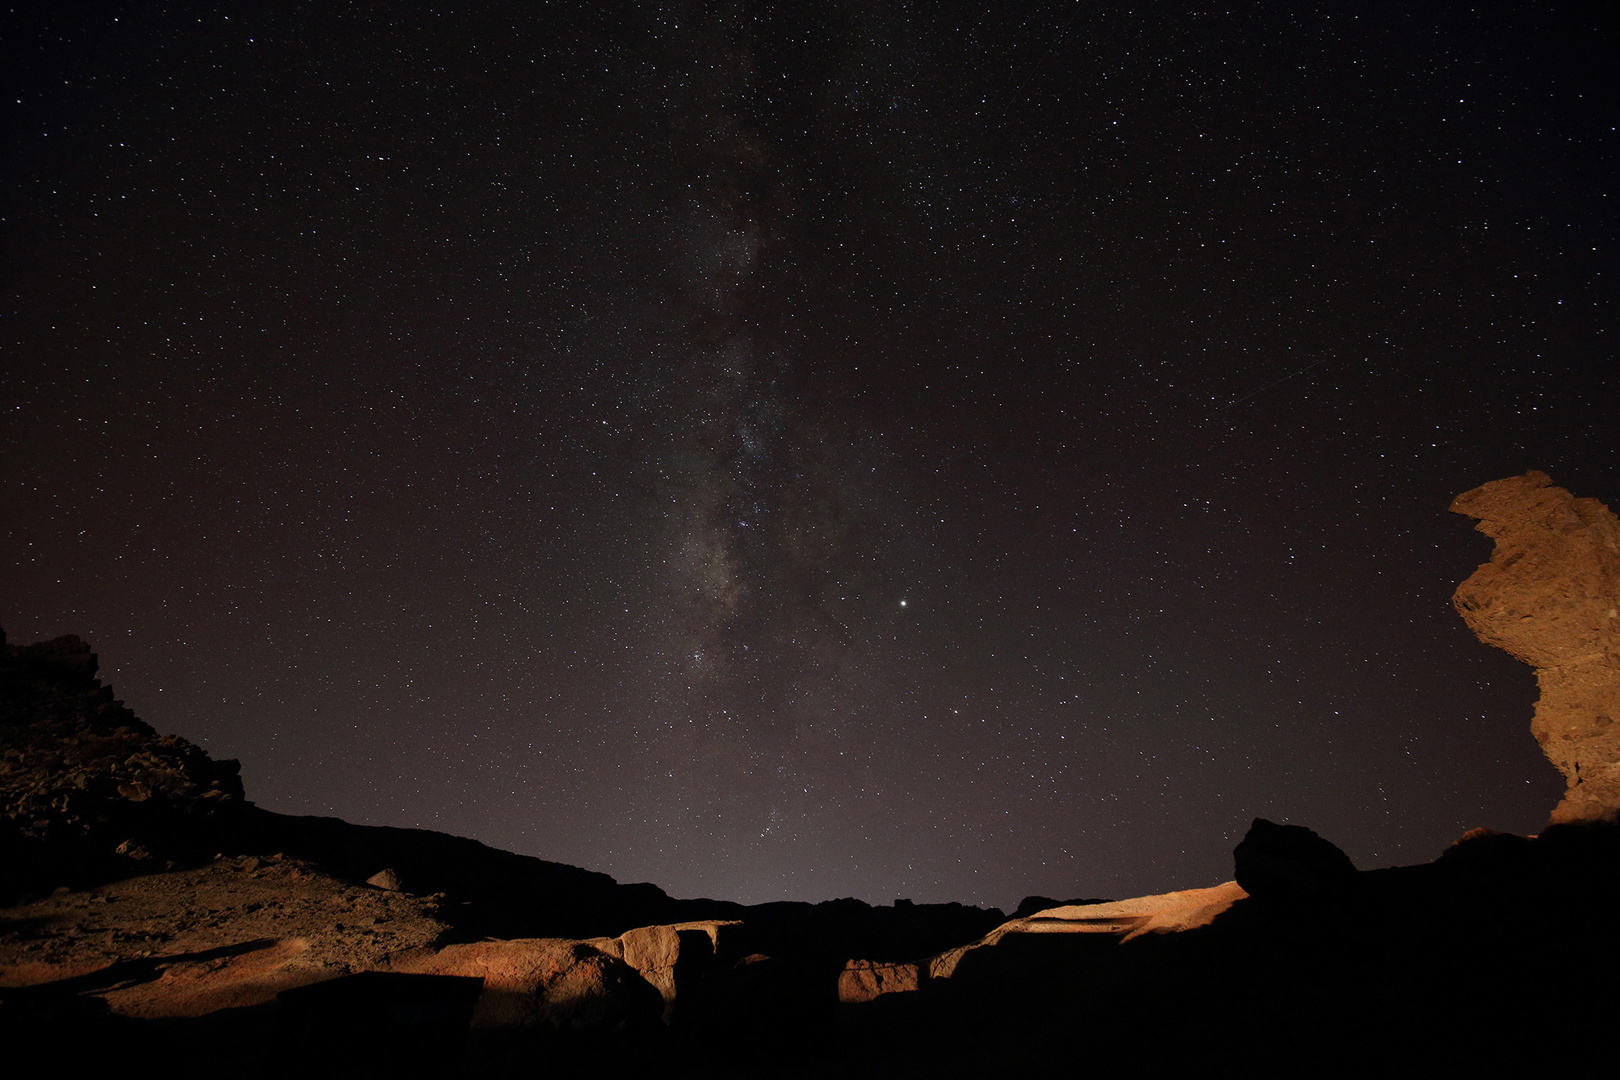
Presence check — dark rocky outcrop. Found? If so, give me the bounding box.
[0,630,246,899]
[1451,470,1620,824]
[1233,817,1358,902]
[732,897,1004,968]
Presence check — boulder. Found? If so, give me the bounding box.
[1233,818,1357,902]
[616,920,734,1022]
[366,868,403,891]
[395,938,663,1033]
[1451,471,1620,824]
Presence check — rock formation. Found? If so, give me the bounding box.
[1451,471,1620,824]
[0,631,246,898]
[393,920,740,1031]
[1233,817,1357,902]
[0,853,450,1018]
[836,879,1249,1004]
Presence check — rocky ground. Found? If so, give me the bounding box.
[0,854,449,1018]
[6,821,1616,1078]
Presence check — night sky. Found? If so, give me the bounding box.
[4,2,1615,909]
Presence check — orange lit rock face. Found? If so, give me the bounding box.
[1451,471,1620,825]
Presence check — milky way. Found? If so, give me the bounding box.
[3,2,1614,907]
[615,10,920,828]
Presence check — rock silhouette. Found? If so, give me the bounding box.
[1233,817,1358,902]
[0,630,246,899]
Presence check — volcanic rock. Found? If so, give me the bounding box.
[1451,471,1620,824]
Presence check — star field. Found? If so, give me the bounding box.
[3,2,1615,907]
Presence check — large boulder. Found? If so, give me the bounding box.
[616,920,737,1023]
[1450,471,1620,824]
[1233,818,1357,902]
[395,938,663,1033]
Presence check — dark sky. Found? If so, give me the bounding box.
[3,1,1615,909]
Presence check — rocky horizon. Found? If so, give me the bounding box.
[5,471,1620,1076]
